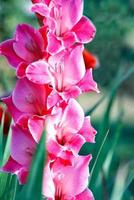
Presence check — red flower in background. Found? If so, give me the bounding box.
[0,106,11,135]
[83,49,99,69]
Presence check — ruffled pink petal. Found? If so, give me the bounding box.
[12,78,48,116]
[60,0,83,33]
[47,139,74,165]
[26,60,50,84]
[28,115,45,142]
[16,62,27,78]
[78,117,97,143]
[67,134,85,154]
[2,96,24,122]
[72,16,96,43]
[11,124,36,167]
[47,139,62,158]
[62,32,77,48]
[77,69,99,93]
[13,24,44,62]
[76,188,94,200]
[62,45,85,88]
[47,32,62,54]
[52,155,92,196]
[60,99,84,135]
[62,86,81,101]
[0,39,24,68]
[47,90,62,109]
[32,3,50,17]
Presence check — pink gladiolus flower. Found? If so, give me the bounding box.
[26,45,99,108]
[11,124,36,168]
[43,155,94,199]
[0,24,47,75]
[45,99,84,157]
[44,99,96,162]
[3,78,51,118]
[1,119,36,184]
[31,0,96,54]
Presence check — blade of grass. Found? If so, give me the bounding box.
[103,109,123,177]
[89,66,134,191]
[110,161,134,200]
[89,129,109,182]
[0,110,5,165]
[0,172,8,198]
[85,66,134,117]
[85,95,106,116]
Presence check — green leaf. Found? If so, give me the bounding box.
[103,110,123,177]
[17,131,46,200]
[89,66,134,192]
[89,129,109,182]
[0,109,5,165]
[110,161,134,200]
[85,95,106,116]
[85,66,134,117]
[0,172,8,198]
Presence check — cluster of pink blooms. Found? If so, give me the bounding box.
[0,0,99,199]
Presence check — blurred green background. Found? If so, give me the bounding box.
[0,0,134,199]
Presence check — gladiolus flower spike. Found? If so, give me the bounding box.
[0,0,99,199]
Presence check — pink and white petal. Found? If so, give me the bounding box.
[13,24,44,62]
[76,188,94,200]
[46,107,63,140]
[62,32,77,48]
[26,60,50,84]
[60,99,84,134]
[62,86,81,101]
[72,16,96,43]
[43,163,55,198]
[32,3,50,17]
[52,155,92,196]
[47,90,62,109]
[16,62,27,78]
[78,69,99,93]
[2,96,24,123]
[60,0,84,33]
[28,115,45,142]
[46,139,62,158]
[63,45,85,88]
[12,78,48,115]
[47,32,62,54]
[11,124,36,167]
[0,39,24,68]
[67,134,85,154]
[43,16,56,32]
[78,117,97,143]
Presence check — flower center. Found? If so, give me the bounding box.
[48,61,64,92]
